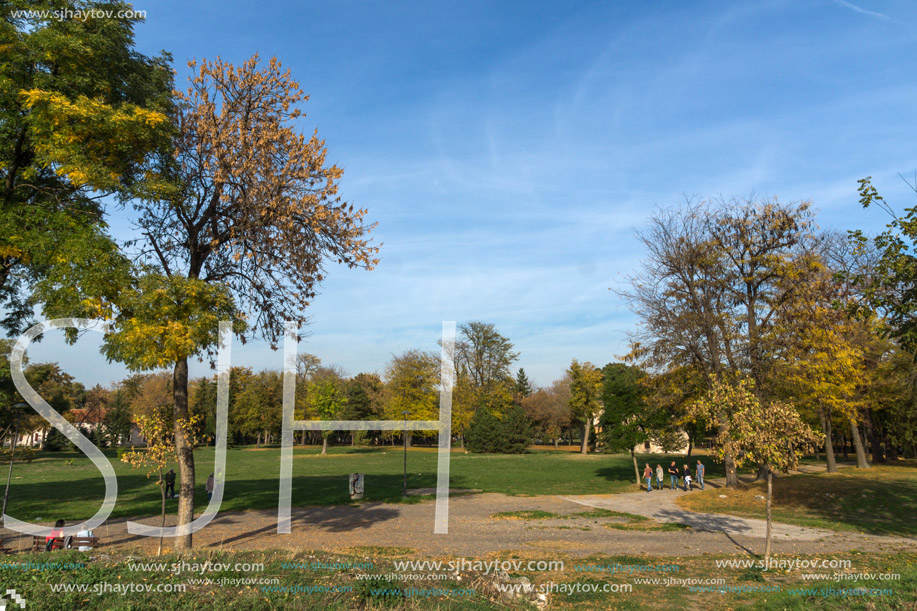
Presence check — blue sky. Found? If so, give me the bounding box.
[22,0,917,388]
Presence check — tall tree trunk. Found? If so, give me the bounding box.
[764,466,773,561]
[631,449,640,485]
[554,437,559,450]
[686,434,693,459]
[172,357,194,550]
[867,410,884,463]
[406,432,413,448]
[580,420,590,455]
[321,434,328,455]
[821,409,837,473]
[717,418,739,487]
[850,418,870,469]
[256,431,261,448]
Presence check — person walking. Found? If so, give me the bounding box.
[696,459,705,490]
[164,469,176,499]
[643,463,653,492]
[668,461,678,490]
[655,464,664,490]
[682,464,691,491]
[206,472,215,501]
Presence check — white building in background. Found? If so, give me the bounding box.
[632,432,691,455]
[10,408,146,448]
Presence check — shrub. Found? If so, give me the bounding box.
[466,404,534,453]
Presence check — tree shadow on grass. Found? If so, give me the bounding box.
[768,470,917,537]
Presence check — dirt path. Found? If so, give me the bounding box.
[8,488,911,559]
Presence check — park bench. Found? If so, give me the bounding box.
[31,535,100,552]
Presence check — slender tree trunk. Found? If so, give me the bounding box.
[764,467,773,561]
[850,418,870,469]
[406,432,413,449]
[821,409,837,473]
[631,449,640,485]
[580,420,590,455]
[158,471,166,557]
[172,357,194,550]
[687,435,693,459]
[321,434,328,455]
[554,437,559,450]
[256,431,261,448]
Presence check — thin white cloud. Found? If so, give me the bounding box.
[831,0,893,21]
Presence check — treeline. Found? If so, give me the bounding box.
[614,195,917,485]
[0,348,134,450]
[110,321,582,453]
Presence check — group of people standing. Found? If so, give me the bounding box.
[163,469,217,500]
[642,460,704,492]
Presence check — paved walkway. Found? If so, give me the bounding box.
[561,488,831,541]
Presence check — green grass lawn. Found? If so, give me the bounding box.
[677,462,917,537]
[0,547,913,610]
[3,446,730,522]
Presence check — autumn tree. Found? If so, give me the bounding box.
[849,176,917,461]
[1,1,172,334]
[691,377,820,559]
[342,373,384,445]
[625,197,816,486]
[766,245,865,472]
[568,360,603,454]
[292,353,321,445]
[306,366,346,454]
[234,371,283,447]
[122,412,200,556]
[450,372,476,449]
[383,350,438,448]
[522,376,572,449]
[45,55,378,549]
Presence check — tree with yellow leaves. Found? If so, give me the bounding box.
[48,55,378,550]
[690,376,821,560]
[767,248,865,473]
[568,359,603,454]
[1,1,172,334]
[383,350,439,447]
[122,411,201,556]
